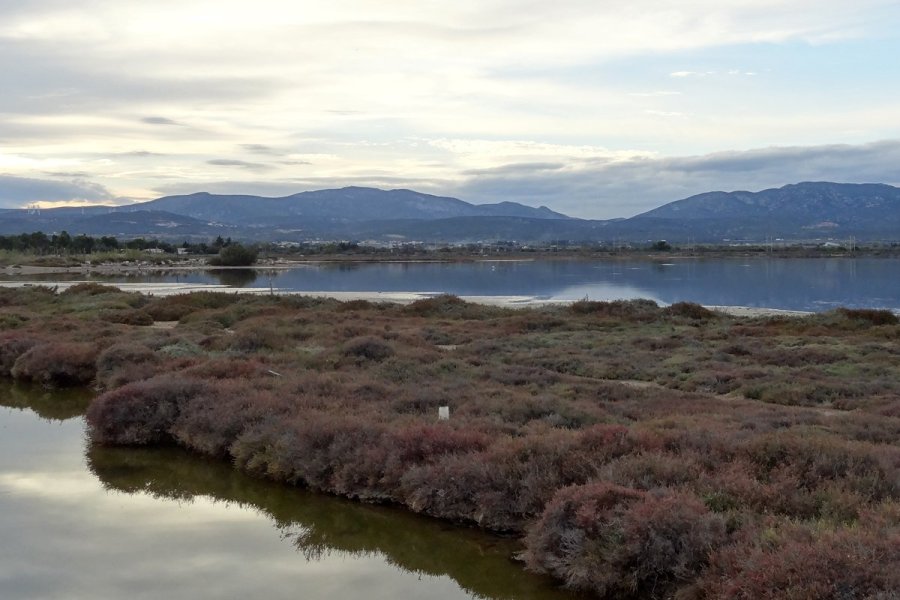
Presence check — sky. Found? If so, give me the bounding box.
[1,0,899,218]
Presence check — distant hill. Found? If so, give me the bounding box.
[1,182,898,243]
[135,187,570,224]
[0,209,231,238]
[633,182,900,239]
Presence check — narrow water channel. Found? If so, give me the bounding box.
[0,383,584,600]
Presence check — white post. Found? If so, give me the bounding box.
[438,406,450,421]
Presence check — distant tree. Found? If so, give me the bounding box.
[54,231,72,252]
[209,243,258,266]
[72,234,95,254]
[650,240,672,251]
[98,236,120,251]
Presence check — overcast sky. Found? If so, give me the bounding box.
[1,0,899,218]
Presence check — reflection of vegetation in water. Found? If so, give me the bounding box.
[206,269,259,288]
[0,382,93,421]
[86,445,582,600]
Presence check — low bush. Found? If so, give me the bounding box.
[701,513,900,599]
[98,308,154,326]
[342,336,395,362]
[569,299,660,320]
[836,307,899,326]
[11,342,98,386]
[86,376,210,445]
[61,282,120,296]
[665,301,717,320]
[524,483,725,598]
[0,332,42,376]
[95,342,161,389]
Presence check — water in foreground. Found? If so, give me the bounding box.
[0,383,582,600]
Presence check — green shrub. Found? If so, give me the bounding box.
[208,243,258,266]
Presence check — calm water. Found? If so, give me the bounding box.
[4,257,900,311]
[0,383,581,600]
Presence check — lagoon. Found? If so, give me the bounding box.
[4,257,900,312]
[0,383,581,600]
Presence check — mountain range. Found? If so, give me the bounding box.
[1,182,898,243]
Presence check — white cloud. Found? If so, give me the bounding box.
[0,0,898,212]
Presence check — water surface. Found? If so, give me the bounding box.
[4,257,900,311]
[0,383,581,600]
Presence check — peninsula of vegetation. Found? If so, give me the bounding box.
[0,285,897,599]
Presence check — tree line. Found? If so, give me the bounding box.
[0,232,247,258]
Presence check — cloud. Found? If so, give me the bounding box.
[142,116,182,126]
[115,150,164,157]
[206,159,271,170]
[0,175,114,208]
[0,0,898,214]
[451,140,900,218]
[240,144,279,155]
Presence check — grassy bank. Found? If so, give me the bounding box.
[1,284,898,598]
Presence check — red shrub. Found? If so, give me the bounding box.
[837,307,899,326]
[171,379,288,456]
[342,336,395,362]
[95,342,161,389]
[701,515,900,599]
[0,332,42,376]
[86,376,209,445]
[11,342,98,386]
[524,483,724,598]
[402,430,605,531]
[98,308,154,326]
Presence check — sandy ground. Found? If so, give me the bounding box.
[0,278,818,316]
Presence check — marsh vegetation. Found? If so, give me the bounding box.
[0,285,897,598]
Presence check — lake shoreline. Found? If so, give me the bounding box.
[0,279,816,316]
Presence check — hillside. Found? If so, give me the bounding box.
[135,187,570,224]
[1,182,898,242]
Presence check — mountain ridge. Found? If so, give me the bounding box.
[1,182,898,242]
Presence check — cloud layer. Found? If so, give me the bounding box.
[1,1,899,216]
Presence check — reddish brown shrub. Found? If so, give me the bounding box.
[342,336,395,361]
[11,342,98,386]
[0,332,42,376]
[95,342,160,389]
[665,301,717,320]
[836,307,899,326]
[98,308,154,326]
[524,483,724,598]
[86,376,210,445]
[228,327,288,352]
[61,282,120,296]
[701,515,900,599]
[402,429,615,531]
[171,380,288,456]
[569,299,660,320]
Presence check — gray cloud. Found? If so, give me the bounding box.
[115,150,165,157]
[463,162,566,176]
[451,140,900,218]
[0,175,114,208]
[240,144,280,155]
[43,171,92,178]
[207,159,271,170]
[0,38,281,120]
[142,117,182,126]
